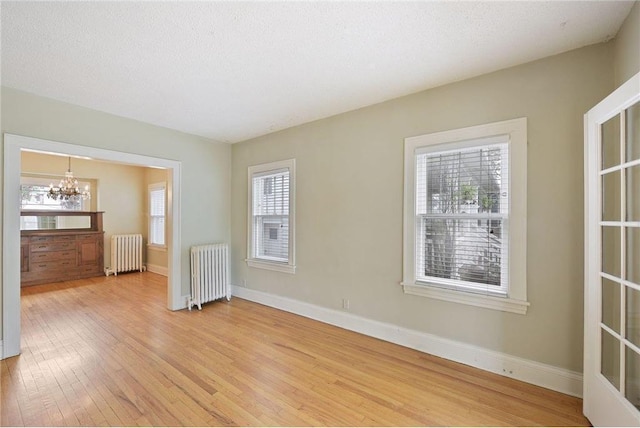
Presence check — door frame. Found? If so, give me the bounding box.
[584,71,640,426]
[3,133,183,359]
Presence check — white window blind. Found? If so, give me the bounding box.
[415,142,509,296]
[149,184,165,246]
[252,169,290,262]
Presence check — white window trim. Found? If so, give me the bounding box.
[246,159,296,274]
[402,118,529,314]
[148,182,167,249]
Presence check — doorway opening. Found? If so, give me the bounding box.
[3,133,183,359]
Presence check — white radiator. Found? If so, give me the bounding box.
[189,243,230,310]
[105,234,146,276]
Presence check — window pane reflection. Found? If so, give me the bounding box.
[602,278,621,333]
[602,114,620,170]
[602,329,621,390]
[602,226,621,278]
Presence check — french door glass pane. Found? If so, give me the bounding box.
[626,102,640,162]
[602,278,621,333]
[602,226,622,277]
[625,102,640,409]
[602,114,621,169]
[602,328,621,389]
[603,171,621,221]
[623,103,640,414]
[627,286,640,348]
[625,347,640,410]
[628,227,640,286]
[628,165,640,222]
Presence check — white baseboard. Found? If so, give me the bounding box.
[0,340,4,360]
[231,285,583,398]
[146,264,168,277]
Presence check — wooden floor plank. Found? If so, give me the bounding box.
[0,367,25,427]
[2,272,590,426]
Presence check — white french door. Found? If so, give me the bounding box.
[584,71,640,427]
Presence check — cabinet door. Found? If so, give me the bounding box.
[78,239,100,266]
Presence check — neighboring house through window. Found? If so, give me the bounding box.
[149,182,166,247]
[247,159,296,274]
[403,118,529,314]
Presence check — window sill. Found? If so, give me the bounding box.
[147,244,167,252]
[402,282,529,315]
[246,259,296,274]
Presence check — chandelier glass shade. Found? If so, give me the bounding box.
[47,157,91,202]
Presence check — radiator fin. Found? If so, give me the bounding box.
[189,243,230,310]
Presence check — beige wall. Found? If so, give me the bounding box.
[1,87,231,336]
[231,43,615,372]
[614,1,640,87]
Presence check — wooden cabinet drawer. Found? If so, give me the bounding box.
[30,235,54,243]
[23,267,69,282]
[76,234,99,242]
[29,259,75,272]
[29,250,76,263]
[53,235,76,242]
[30,241,75,252]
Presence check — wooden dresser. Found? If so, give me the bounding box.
[21,211,104,287]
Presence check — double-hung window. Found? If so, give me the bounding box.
[403,118,529,314]
[247,159,296,273]
[149,182,166,247]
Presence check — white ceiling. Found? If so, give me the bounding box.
[1,1,635,144]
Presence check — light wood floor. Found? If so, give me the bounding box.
[2,272,589,426]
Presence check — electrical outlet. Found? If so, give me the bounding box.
[342,298,350,310]
[242,279,247,287]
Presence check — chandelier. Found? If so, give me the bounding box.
[47,157,91,202]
